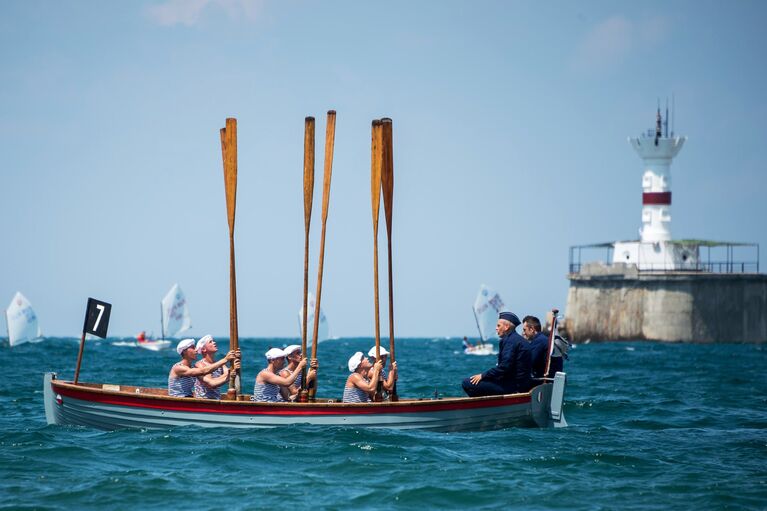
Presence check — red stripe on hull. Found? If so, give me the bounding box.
[642,192,671,205]
[52,383,531,416]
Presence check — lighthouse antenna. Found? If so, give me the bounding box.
[655,101,662,146]
[665,98,669,138]
[671,93,675,137]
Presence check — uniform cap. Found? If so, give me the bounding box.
[367,346,389,357]
[499,311,521,326]
[196,334,214,353]
[283,345,301,356]
[348,352,364,372]
[176,338,196,355]
[265,347,287,360]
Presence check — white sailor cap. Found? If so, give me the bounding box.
[265,347,287,360]
[283,345,301,356]
[196,334,213,353]
[348,352,364,372]
[367,346,389,358]
[176,338,196,355]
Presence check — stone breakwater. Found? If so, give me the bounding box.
[565,263,767,342]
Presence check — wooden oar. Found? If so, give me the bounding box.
[380,118,397,401]
[308,110,336,401]
[371,119,384,402]
[544,308,559,378]
[299,116,315,403]
[220,118,240,399]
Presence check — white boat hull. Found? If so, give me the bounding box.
[136,340,171,351]
[464,345,497,356]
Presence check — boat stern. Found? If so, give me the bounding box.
[549,371,568,428]
[43,372,60,425]
[530,371,568,428]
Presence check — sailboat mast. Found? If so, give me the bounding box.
[471,306,485,345]
[5,308,10,347]
[160,301,165,340]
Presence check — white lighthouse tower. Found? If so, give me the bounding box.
[612,107,694,270]
[633,108,684,242]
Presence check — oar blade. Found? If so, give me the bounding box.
[320,110,336,223]
[371,120,383,225]
[381,118,394,231]
[303,117,315,226]
[222,118,238,232]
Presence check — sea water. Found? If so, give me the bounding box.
[1,338,765,510]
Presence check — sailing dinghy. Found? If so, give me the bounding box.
[466,284,504,355]
[136,284,192,351]
[5,292,43,348]
[298,292,329,344]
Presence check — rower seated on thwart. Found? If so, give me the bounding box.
[168,338,239,398]
[367,346,397,398]
[193,334,240,399]
[279,344,318,401]
[252,347,316,402]
[343,351,383,403]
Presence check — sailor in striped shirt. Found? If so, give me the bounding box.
[252,347,307,402]
[168,338,238,398]
[194,335,240,399]
[279,345,318,401]
[342,352,383,403]
[367,346,398,399]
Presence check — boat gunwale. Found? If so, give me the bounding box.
[49,377,535,415]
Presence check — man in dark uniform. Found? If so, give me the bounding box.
[523,315,550,380]
[462,311,531,396]
[524,314,568,380]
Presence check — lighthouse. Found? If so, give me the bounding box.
[633,108,684,243]
[612,108,694,270]
[565,103,765,343]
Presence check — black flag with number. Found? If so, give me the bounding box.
[84,298,112,339]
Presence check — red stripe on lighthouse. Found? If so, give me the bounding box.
[642,192,671,205]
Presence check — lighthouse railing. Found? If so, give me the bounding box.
[569,241,760,275]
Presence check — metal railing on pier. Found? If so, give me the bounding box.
[568,241,760,275]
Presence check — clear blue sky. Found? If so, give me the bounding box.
[2,0,766,338]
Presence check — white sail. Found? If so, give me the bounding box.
[161,284,191,339]
[5,292,42,347]
[298,292,329,344]
[472,284,506,341]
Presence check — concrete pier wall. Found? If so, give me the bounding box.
[565,264,767,342]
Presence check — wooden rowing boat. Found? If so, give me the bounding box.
[45,116,569,433]
[43,372,568,431]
